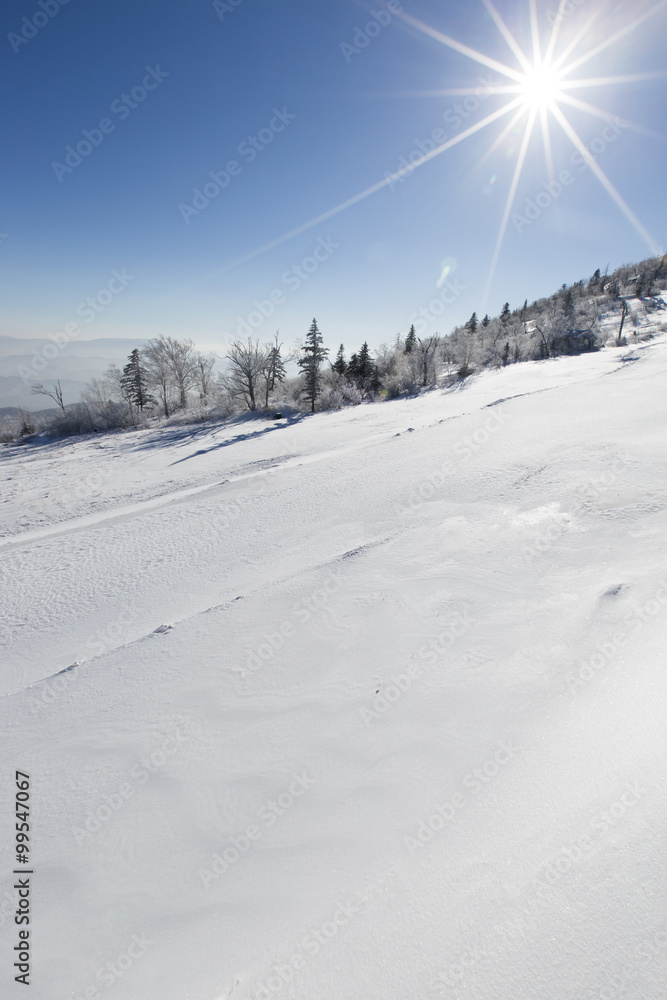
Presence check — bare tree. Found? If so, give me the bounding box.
[159,336,198,409]
[414,334,441,385]
[221,339,269,411]
[81,366,125,409]
[143,339,175,416]
[31,379,66,415]
[194,351,217,400]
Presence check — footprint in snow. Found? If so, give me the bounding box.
[152,624,174,634]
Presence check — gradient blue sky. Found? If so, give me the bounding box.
[2,0,666,354]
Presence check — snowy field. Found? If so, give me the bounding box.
[1,336,666,1000]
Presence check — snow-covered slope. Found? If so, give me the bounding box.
[1,338,666,1000]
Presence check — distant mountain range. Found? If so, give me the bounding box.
[0,336,148,410]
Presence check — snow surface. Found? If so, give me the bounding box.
[1,338,666,999]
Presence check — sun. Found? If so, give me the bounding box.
[518,63,562,111]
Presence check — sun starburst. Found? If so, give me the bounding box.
[204,0,665,295]
[396,0,666,305]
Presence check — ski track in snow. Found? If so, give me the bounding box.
[1,339,667,1000]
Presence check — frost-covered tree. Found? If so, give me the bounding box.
[162,337,198,409]
[262,334,287,407]
[194,351,217,400]
[298,319,329,412]
[31,379,66,415]
[143,339,175,416]
[414,334,441,386]
[221,338,269,411]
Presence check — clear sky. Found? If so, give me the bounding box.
[1,0,666,355]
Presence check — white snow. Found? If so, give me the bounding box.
[1,336,666,1000]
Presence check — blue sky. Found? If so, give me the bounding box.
[1,0,666,354]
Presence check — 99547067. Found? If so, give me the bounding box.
[15,772,30,866]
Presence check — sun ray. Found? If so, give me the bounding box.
[559,0,667,78]
[482,109,537,309]
[543,0,574,67]
[195,98,526,282]
[551,3,609,73]
[556,92,667,142]
[529,0,542,67]
[477,105,529,169]
[560,71,667,90]
[394,85,519,97]
[539,105,555,181]
[550,103,662,254]
[481,0,533,73]
[395,10,525,83]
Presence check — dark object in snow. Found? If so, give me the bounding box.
[273,412,283,419]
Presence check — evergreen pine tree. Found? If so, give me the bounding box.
[466,312,478,334]
[121,349,151,410]
[347,353,360,382]
[356,341,374,388]
[332,344,347,377]
[298,318,329,412]
[500,302,511,325]
[563,289,575,327]
[404,325,417,354]
[501,341,510,366]
[481,314,490,328]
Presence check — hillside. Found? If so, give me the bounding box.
[0,337,149,410]
[1,335,666,999]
